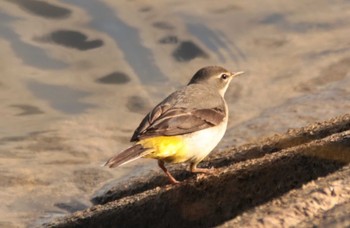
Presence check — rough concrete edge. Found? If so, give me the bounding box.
[45,127,350,227]
[220,156,350,227]
[299,200,350,228]
[211,113,350,163]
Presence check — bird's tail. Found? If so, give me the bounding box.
[103,144,149,168]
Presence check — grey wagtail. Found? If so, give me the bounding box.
[104,66,244,184]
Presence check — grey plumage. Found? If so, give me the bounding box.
[105,66,242,182]
[130,82,226,141]
[130,66,230,142]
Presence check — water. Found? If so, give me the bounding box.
[0,11,68,70]
[61,0,168,85]
[0,0,349,227]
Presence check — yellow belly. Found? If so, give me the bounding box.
[138,113,228,164]
[139,136,188,163]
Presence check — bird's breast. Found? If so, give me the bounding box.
[182,115,228,163]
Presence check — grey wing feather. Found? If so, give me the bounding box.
[103,144,147,168]
[130,103,172,141]
[130,84,226,142]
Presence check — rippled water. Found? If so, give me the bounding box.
[0,0,349,227]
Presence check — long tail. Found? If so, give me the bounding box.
[103,144,149,168]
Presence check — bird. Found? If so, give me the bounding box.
[104,66,244,184]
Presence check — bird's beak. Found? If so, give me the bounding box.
[232,71,244,77]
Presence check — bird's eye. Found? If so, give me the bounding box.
[221,74,228,80]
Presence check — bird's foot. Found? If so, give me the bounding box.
[191,166,217,181]
[168,175,180,185]
[190,165,217,175]
[158,160,180,185]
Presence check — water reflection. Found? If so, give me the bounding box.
[159,35,178,44]
[62,0,167,84]
[172,41,208,62]
[152,21,175,30]
[10,104,44,116]
[0,11,68,69]
[96,71,131,84]
[126,95,151,114]
[8,0,71,19]
[260,13,334,32]
[187,23,243,62]
[27,80,93,114]
[45,30,104,51]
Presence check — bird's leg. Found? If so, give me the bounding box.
[190,163,216,174]
[158,160,180,184]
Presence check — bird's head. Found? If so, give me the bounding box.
[188,66,244,96]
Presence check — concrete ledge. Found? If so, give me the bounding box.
[45,114,350,228]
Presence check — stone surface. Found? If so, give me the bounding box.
[46,115,350,227]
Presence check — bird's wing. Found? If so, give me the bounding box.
[130,103,226,141]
